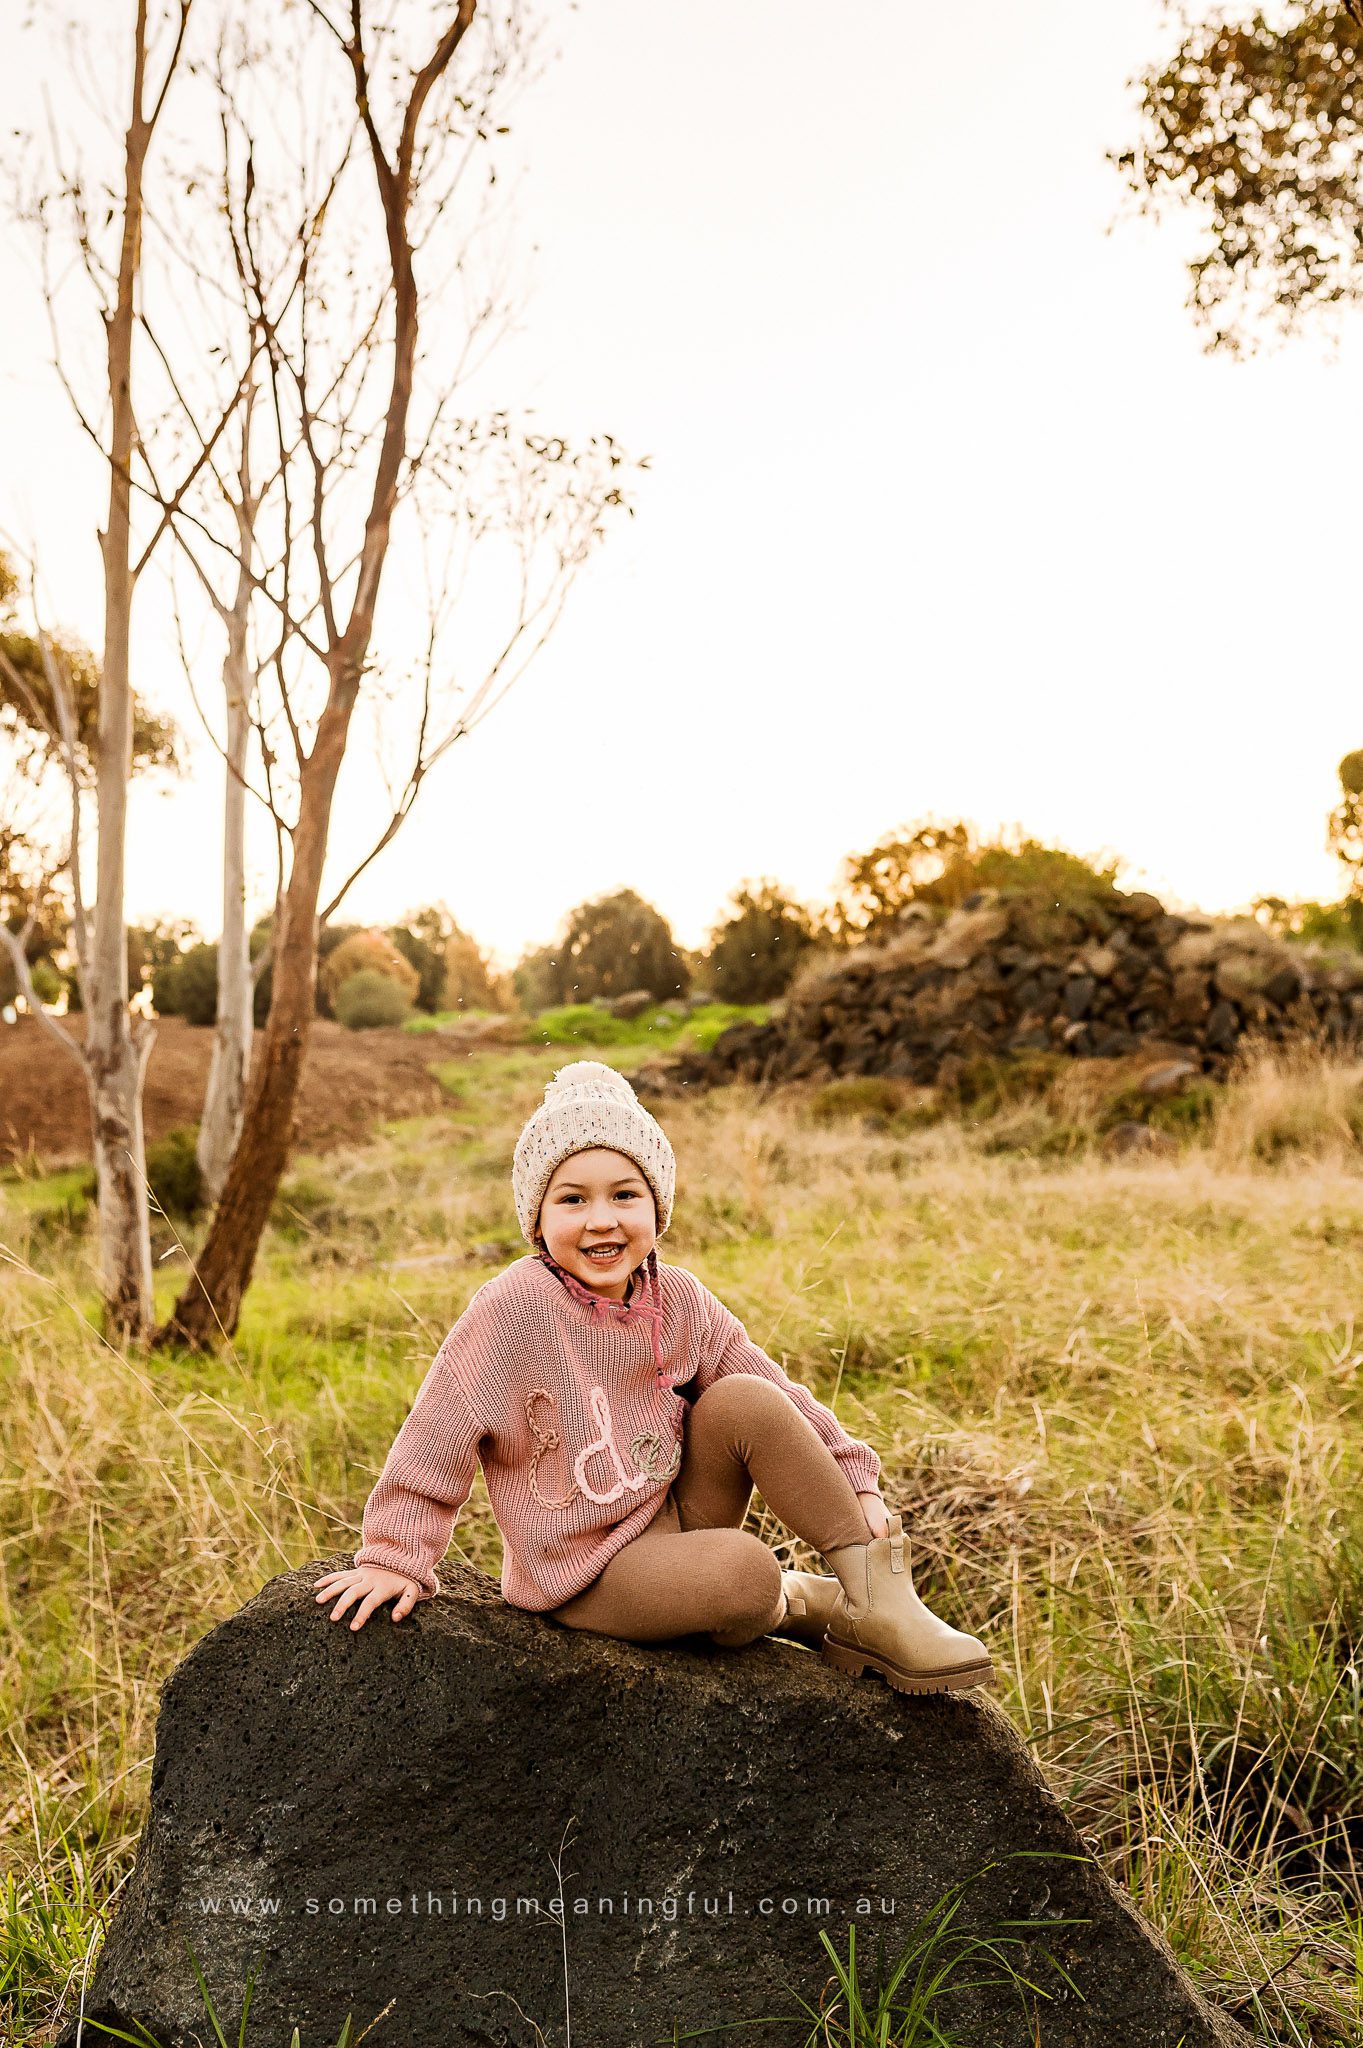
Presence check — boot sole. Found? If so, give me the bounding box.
[822,1634,995,1695]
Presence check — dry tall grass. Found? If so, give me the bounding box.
[4,1041,1363,2043]
[1210,1039,1363,1169]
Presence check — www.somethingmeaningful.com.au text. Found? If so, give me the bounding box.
[193,1891,906,1922]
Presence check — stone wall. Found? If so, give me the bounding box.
[642,889,1363,1094]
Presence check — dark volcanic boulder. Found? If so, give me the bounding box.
[59,1559,1253,2048]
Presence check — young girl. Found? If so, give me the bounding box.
[314,1062,992,1694]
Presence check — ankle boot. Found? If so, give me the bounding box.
[771,1569,841,1650]
[821,1513,993,1695]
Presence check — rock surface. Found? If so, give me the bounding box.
[633,887,1363,1096]
[60,1558,1254,2048]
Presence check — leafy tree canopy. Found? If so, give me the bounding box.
[151,941,220,1028]
[519,888,690,1008]
[1254,891,1363,946]
[318,931,419,1014]
[1115,3,1363,352]
[442,920,509,1013]
[831,820,1120,942]
[0,551,179,773]
[513,941,564,1016]
[390,907,452,1014]
[705,879,817,1003]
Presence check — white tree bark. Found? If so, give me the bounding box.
[86,1026,155,1330]
[85,1,162,1341]
[198,705,252,1204]
[0,605,155,1327]
[197,465,256,1207]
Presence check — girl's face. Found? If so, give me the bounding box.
[537,1147,657,1301]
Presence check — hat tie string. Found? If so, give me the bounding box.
[535,1246,671,1390]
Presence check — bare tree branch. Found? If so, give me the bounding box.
[0,918,86,1072]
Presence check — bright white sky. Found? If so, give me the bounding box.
[2,0,1359,969]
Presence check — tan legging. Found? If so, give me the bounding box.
[547,1373,872,1649]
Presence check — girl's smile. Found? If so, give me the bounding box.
[538,1146,658,1301]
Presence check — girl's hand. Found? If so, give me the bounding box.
[313,1565,423,1630]
[857,1491,890,1540]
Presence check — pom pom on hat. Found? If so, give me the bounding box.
[512,1059,675,1248]
[540,1059,638,1107]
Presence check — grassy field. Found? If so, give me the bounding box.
[4,1035,1363,2044]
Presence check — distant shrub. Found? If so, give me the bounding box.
[443,921,511,1012]
[949,1050,1065,1120]
[1098,1077,1221,1140]
[705,881,817,1002]
[389,917,446,1012]
[979,1112,1092,1159]
[516,889,690,1009]
[146,1127,204,1217]
[1253,894,1363,952]
[1147,1081,1220,1137]
[316,923,363,960]
[334,970,414,1031]
[152,941,219,1026]
[27,959,63,1006]
[513,942,564,1014]
[809,1076,906,1123]
[320,932,419,1015]
[1,934,62,1012]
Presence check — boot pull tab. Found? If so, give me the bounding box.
[887,1513,905,1574]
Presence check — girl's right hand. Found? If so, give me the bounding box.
[313,1565,423,1630]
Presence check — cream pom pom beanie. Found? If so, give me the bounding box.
[512,1060,676,1248]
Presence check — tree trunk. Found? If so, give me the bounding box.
[158,685,356,1347]
[156,5,474,1348]
[86,1024,155,1336]
[197,579,254,1206]
[91,9,156,1343]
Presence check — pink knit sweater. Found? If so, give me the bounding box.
[353,1255,881,1613]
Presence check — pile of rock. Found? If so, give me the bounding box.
[597,987,709,1021]
[637,889,1363,1094]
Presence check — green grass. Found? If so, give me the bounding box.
[0,1164,96,1220]
[662,1856,1085,2046]
[402,1005,519,1034]
[7,1045,1363,2042]
[530,999,768,1051]
[774,1857,1084,2048]
[398,999,769,1055]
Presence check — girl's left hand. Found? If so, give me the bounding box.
[857,1490,889,1539]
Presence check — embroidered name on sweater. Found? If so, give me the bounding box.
[353,1256,882,1612]
[526,1384,682,1510]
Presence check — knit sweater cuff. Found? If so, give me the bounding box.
[352,1542,440,1601]
[838,1443,883,1497]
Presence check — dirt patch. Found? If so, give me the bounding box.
[0,1016,453,1170]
